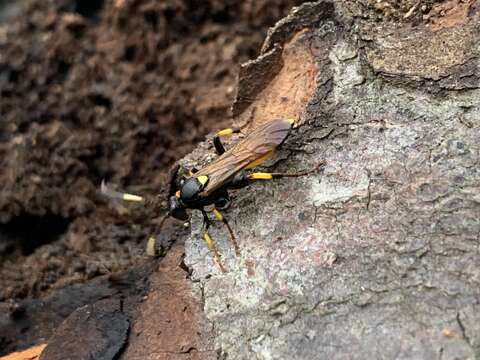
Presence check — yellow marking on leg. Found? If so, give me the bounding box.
[187,169,194,176]
[122,193,144,201]
[203,232,226,272]
[217,128,234,136]
[245,150,274,170]
[203,232,214,249]
[213,208,223,221]
[249,172,273,180]
[212,208,240,257]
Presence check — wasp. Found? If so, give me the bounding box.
[102,118,323,272]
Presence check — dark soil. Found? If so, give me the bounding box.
[0,0,304,354]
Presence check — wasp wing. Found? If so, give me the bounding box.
[196,118,293,196]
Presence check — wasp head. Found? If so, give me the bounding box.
[168,175,209,220]
[168,195,188,220]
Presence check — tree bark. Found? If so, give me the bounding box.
[181,1,480,358]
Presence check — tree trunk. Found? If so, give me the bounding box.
[181,1,480,358]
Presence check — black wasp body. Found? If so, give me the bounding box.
[102,118,322,272]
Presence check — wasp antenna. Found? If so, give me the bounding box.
[100,179,144,202]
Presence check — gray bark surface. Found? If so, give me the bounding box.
[179,1,480,359]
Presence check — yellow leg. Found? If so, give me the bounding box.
[212,208,240,256]
[214,127,241,155]
[249,172,273,180]
[248,161,325,180]
[216,127,241,137]
[203,231,226,273]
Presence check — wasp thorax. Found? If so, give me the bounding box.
[180,176,208,202]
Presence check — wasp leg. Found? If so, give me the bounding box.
[229,162,325,189]
[187,167,199,176]
[213,127,241,155]
[214,189,230,209]
[212,208,239,256]
[248,161,325,180]
[202,210,227,272]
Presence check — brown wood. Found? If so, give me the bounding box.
[0,345,46,360]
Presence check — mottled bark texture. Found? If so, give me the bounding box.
[181,1,480,359]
